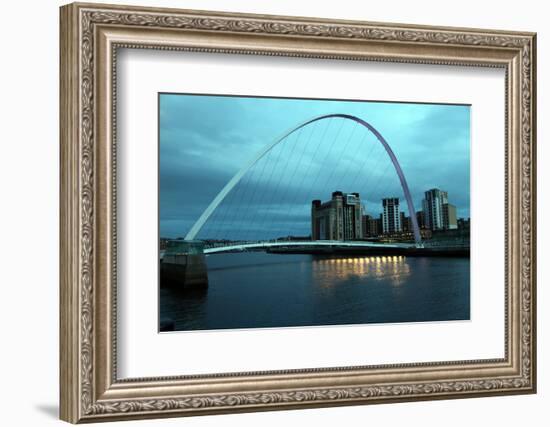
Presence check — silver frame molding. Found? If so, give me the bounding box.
[60,2,537,423]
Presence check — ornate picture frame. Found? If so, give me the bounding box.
[60,2,536,423]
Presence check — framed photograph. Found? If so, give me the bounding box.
[60,2,537,423]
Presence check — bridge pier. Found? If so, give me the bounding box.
[160,240,208,289]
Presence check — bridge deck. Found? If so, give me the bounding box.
[204,240,416,254]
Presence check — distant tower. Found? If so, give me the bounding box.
[382,197,401,234]
[422,188,457,230]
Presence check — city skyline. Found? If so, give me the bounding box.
[160,94,470,240]
[161,187,469,241]
[307,188,467,243]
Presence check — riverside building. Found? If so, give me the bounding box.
[311,191,363,240]
[382,197,402,234]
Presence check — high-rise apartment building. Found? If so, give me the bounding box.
[422,188,447,230]
[311,191,363,240]
[382,197,401,234]
[422,188,458,230]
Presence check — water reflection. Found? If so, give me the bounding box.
[161,252,470,331]
[312,255,411,288]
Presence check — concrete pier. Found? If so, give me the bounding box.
[160,240,208,289]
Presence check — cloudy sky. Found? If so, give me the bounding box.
[160,93,470,240]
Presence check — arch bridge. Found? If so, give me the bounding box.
[184,113,422,248]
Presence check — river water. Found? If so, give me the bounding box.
[160,252,470,331]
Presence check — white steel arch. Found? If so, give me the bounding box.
[184,113,422,244]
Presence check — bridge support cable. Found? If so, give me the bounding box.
[203,199,224,240]
[284,118,336,237]
[251,120,324,242]
[184,117,320,241]
[287,119,341,241]
[207,183,239,240]
[256,122,326,242]
[281,117,347,237]
[239,147,276,240]
[355,138,387,196]
[184,113,422,245]
[254,118,333,241]
[245,128,311,240]
[284,118,347,238]
[210,162,253,240]
[332,124,366,193]
[223,129,302,241]
[198,184,231,240]
[217,148,266,240]
[243,120,318,242]
[268,127,306,239]
[241,132,299,242]
[300,117,342,201]
[345,132,376,196]
[244,121,312,242]
[305,118,346,200]
[210,179,248,241]
[367,161,393,201]
[288,119,358,237]
[209,177,239,240]
[213,160,257,241]
[319,121,358,193]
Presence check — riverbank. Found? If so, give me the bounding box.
[266,245,469,257]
